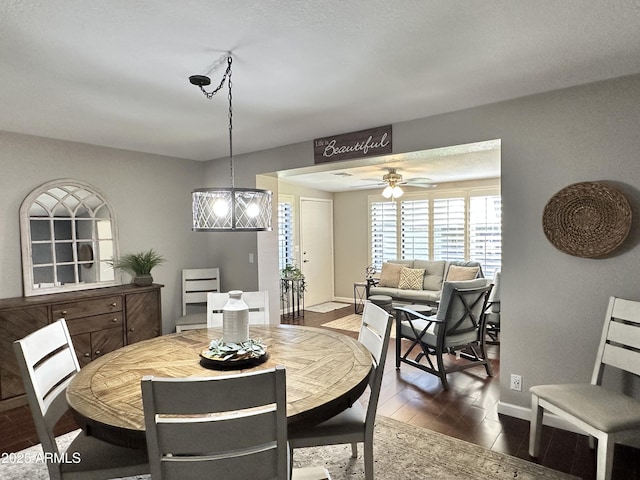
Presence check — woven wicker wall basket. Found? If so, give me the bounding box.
[542,181,632,258]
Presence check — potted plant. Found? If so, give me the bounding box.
[110,249,165,286]
[280,263,306,311]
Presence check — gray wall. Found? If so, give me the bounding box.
[0,131,209,334]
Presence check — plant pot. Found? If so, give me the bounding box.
[133,274,153,286]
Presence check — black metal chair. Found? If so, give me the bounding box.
[395,279,493,390]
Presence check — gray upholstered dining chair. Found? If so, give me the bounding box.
[13,318,149,480]
[141,366,331,480]
[395,278,493,390]
[288,301,393,480]
[529,296,640,480]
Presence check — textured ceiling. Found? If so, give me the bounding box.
[2,0,640,167]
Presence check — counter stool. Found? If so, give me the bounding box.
[368,294,393,313]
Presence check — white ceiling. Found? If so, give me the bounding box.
[2,1,640,181]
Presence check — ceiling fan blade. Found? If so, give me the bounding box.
[405,182,437,189]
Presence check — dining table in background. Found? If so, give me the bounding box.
[66,324,372,449]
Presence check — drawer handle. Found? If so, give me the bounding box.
[84,353,90,357]
[111,302,117,307]
[61,310,68,315]
[112,318,118,322]
[95,350,101,355]
[129,327,135,332]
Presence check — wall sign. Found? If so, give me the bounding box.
[313,125,392,164]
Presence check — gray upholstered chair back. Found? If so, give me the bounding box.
[435,279,492,341]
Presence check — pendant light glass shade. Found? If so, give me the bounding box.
[192,187,272,231]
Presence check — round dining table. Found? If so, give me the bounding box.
[66,324,372,449]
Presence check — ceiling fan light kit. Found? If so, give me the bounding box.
[382,184,403,199]
[381,168,405,200]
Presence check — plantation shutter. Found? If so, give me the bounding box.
[432,197,465,261]
[401,199,429,260]
[277,201,294,271]
[371,201,397,271]
[469,194,502,278]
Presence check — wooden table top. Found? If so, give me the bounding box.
[66,325,372,449]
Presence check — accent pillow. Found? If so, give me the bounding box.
[378,262,403,287]
[398,267,425,290]
[446,265,480,281]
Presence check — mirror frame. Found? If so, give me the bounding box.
[20,178,120,296]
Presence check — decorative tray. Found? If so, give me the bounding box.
[199,338,268,370]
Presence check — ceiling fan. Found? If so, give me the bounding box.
[362,168,436,199]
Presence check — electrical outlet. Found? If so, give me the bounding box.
[510,374,522,391]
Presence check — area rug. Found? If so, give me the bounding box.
[305,301,350,313]
[322,313,396,338]
[0,416,577,480]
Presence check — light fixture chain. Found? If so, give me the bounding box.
[228,57,234,188]
[199,59,231,99]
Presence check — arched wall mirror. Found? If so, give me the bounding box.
[20,179,120,296]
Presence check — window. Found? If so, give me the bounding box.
[469,194,502,278]
[278,198,294,271]
[370,201,397,270]
[401,199,429,260]
[432,197,466,261]
[369,187,501,275]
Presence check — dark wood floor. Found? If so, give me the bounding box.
[2,304,638,479]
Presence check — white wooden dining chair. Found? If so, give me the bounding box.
[13,318,149,480]
[175,267,221,332]
[288,301,392,480]
[207,290,270,327]
[529,296,640,480]
[141,366,331,480]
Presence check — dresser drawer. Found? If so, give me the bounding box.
[66,312,124,336]
[52,296,122,320]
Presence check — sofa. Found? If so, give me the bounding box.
[367,259,484,305]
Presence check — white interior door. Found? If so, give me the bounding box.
[299,198,334,307]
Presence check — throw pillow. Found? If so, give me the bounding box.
[398,267,425,290]
[446,265,480,281]
[378,262,403,287]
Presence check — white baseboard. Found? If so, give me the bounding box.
[333,296,353,304]
[497,401,587,435]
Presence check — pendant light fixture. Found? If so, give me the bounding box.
[189,56,272,231]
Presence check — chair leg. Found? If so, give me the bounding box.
[435,349,449,390]
[363,439,373,480]
[289,444,294,473]
[350,442,357,458]
[597,434,614,480]
[529,394,543,458]
[477,342,493,377]
[395,333,401,369]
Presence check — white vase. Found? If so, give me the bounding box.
[222,290,249,343]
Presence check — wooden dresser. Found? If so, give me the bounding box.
[0,283,162,412]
